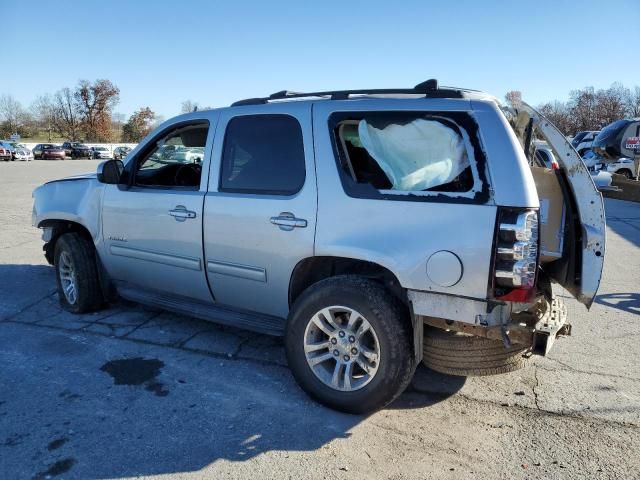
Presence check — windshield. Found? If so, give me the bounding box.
[571,132,588,146]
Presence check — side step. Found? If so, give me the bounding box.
[115,282,285,336]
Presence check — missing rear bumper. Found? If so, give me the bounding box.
[418,296,569,356]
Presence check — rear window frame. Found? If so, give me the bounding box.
[328,110,490,204]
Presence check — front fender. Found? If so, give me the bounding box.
[32,178,104,242]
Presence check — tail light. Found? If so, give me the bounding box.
[492,209,540,301]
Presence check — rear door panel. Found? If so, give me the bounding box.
[202,103,317,319]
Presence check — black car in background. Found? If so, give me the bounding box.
[61,142,92,159]
[113,146,132,160]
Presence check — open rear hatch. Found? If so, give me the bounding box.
[512,103,605,308]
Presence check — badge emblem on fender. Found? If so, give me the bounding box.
[108,235,127,242]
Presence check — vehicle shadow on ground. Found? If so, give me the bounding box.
[0,263,466,479]
[595,292,640,316]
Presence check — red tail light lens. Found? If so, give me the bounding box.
[492,209,540,299]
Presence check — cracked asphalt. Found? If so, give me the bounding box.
[0,161,639,479]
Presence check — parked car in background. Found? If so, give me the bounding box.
[533,141,559,170]
[571,130,599,156]
[606,157,637,179]
[592,118,640,160]
[33,144,66,160]
[170,146,205,163]
[61,142,92,159]
[91,147,112,159]
[113,146,131,160]
[536,141,611,189]
[0,145,11,161]
[13,145,34,161]
[0,140,17,160]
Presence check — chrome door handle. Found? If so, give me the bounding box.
[270,212,307,231]
[169,205,196,222]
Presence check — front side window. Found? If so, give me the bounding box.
[331,112,485,199]
[220,114,306,195]
[134,122,209,188]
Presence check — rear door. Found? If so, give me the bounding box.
[522,103,605,308]
[203,103,316,319]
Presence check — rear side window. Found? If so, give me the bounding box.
[331,112,488,201]
[220,115,306,195]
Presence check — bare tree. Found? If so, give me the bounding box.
[538,101,573,135]
[0,95,25,136]
[624,86,640,117]
[31,95,57,141]
[75,79,120,141]
[505,91,522,108]
[181,100,199,113]
[52,88,82,140]
[595,83,627,127]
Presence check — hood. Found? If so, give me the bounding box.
[44,172,97,185]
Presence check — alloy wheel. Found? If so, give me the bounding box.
[303,306,381,392]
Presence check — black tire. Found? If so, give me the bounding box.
[422,327,530,376]
[285,275,415,414]
[617,169,633,180]
[53,232,104,313]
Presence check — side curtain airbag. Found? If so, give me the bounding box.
[358,118,469,191]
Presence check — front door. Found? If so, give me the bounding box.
[101,118,215,303]
[203,104,317,318]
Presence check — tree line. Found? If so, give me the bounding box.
[506,83,640,135]
[3,79,640,142]
[0,79,169,143]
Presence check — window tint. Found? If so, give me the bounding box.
[220,115,305,195]
[134,122,209,188]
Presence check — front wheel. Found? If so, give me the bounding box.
[286,276,414,414]
[54,233,104,313]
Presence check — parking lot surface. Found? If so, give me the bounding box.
[0,161,638,479]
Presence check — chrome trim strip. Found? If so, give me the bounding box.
[206,259,266,283]
[110,245,201,271]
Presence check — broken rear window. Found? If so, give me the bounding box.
[332,113,479,197]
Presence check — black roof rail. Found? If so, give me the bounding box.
[230,79,465,106]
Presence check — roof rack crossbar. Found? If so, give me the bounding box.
[231,79,464,106]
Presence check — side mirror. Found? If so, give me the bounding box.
[97,159,124,184]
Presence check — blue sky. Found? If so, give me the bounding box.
[3,0,639,119]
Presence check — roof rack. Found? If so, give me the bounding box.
[231,79,464,106]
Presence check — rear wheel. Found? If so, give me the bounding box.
[422,327,530,376]
[286,276,414,414]
[54,233,104,313]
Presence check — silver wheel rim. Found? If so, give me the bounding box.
[58,251,78,305]
[303,306,381,392]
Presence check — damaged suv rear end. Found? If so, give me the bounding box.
[310,85,605,381]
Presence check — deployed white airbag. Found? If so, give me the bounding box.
[358,118,469,191]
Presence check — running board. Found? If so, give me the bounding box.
[115,282,285,336]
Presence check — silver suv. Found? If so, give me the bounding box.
[32,80,605,413]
